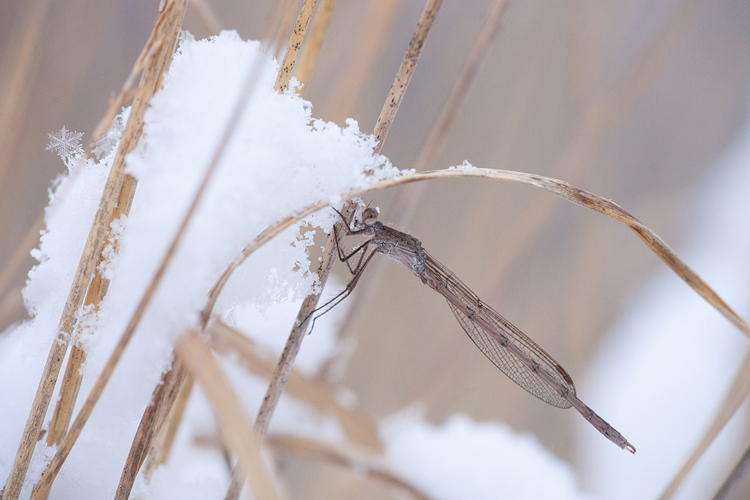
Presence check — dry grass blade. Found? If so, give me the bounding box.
[208,320,382,451]
[322,0,510,369]
[203,167,748,345]
[294,0,337,87]
[712,440,750,500]
[274,0,317,93]
[372,0,443,155]
[658,350,750,500]
[114,359,188,500]
[222,208,350,500]
[0,213,43,308]
[176,332,281,500]
[323,0,402,123]
[189,0,223,35]
[268,434,432,500]
[0,0,49,186]
[2,3,187,499]
[47,174,138,449]
[140,374,195,483]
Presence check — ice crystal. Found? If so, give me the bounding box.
[46,126,84,168]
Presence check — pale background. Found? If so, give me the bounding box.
[1,0,750,498]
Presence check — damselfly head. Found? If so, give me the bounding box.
[362,207,379,226]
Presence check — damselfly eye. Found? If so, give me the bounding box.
[362,207,379,226]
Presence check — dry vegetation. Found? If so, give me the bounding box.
[1,0,750,499]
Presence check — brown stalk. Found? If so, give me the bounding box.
[268,434,432,500]
[221,5,447,493]
[322,0,510,374]
[0,1,165,314]
[188,0,223,35]
[659,350,750,499]
[30,7,274,495]
[208,320,381,451]
[176,332,281,500]
[140,373,195,482]
[46,174,138,449]
[1,3,188,499]
[114,359,188,500]
[294,0,337,87]
[323,0,402,124]
[0,0,49,187]
[274,0,318,93]
[712,438,750,500]
[203,167,749,341]
[0,213,42,311]
[372,0,443,155]
[222,204,352,500]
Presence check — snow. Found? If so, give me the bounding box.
[2,28,748,500]
[382,410,595,500]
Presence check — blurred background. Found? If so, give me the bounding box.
[1,0,750,498]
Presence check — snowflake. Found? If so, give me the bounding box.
[46,126,84,166]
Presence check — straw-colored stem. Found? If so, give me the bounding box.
[274,0,317,93]
[140,373,194,483]
[2,4,186,499]
[189,0,223,35]
[712,439,750,500]
[208,320,381,450]
[294,0,337,86]
[202,167,749,340]
[114,359,188,500]
[268,435,431,500]
[322,0,510,375]
[0,0,49,186]
[372,0,443,155]
[323,0,402,124]
[176,332,280,500]
[658,349,750,499]
[222,206,352,500]
[47,174,138,449]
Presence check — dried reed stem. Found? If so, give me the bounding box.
[223,207,351,500]
[114,359,188,500]
[1,3,187,499]
[274,0,317,93]
[658,350,750,499]
[268,435,431,500]
[372,0,443,155]
[294,0,337,86]
[203,167,749,339]
[0,212,44,306]
[176,332,281,500]
[323,0,510,373]
[208,321,381,450]
[189,0,223,35]
[140,373,195,482]
[0,0,49,186]
[712,439,750,500]
[47,174,138,449]
[324,0,402,123]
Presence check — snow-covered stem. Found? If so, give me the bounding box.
[2,3,188,499]
[371,0,443,155]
